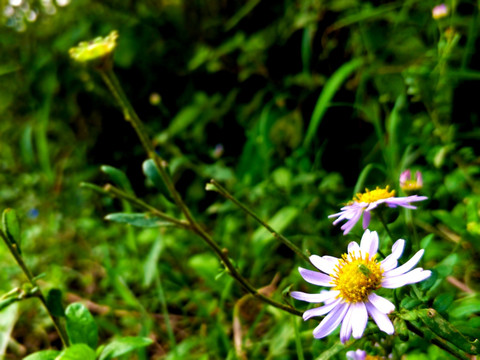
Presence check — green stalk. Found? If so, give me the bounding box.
[154,276,177,350]
[0,229,69,347]
[405,320,470,360]
[98,68,302,317]
[209,179,310,264]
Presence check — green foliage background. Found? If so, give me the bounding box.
[1,0,480,359]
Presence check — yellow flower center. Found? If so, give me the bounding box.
[365,356,385,360]
[331,252,383,303]
[353,186,395,204]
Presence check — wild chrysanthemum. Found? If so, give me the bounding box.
[346,350,367,360]
[432,4,449,19]
[399,170,423,192]
[346,349,388,360]
[291,230,431,343]
[329,186,427,234]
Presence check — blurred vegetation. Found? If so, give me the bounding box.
[1,0,480,359]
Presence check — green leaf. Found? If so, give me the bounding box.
[433,293,455,313]
[398,309,419,321]
[252,206,299,246]
[143,236,165,287]
[2,208,21,253]
[434,254,459,278]
[55,344,96,360]
[394,318,409,341]
[20,125,35,166]
[23,350,61,360]
[417,308,480,355]
[46,289,64,317]
[100,165,134,194]
[450,295,480,318]
[65,303,98,349]
[304,57,364,147]
[142,159,173,202]
[105,213,174,228]
[386,94,406,171]
[314,341,345,360]
[401,296,422,310]
[98,337,153,360]
[419,269,437,291]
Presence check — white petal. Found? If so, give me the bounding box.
[360,230,379,258]
[290,290,339,303]
[310,255,339,275]
[384,249,424,277]
[340,304,354,343]
[312,301,349,339]
[298,267,334,287]
[368,293,395,314]
[365,302,394,335]
[303,298,341,320]
[348,241,360,256]
[382,268,431,288]
[323,290,341,305]
[380,239,405,271]
[351,301,368,339]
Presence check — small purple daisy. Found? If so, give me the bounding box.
[291,230,431,343]
[329,186,427,235]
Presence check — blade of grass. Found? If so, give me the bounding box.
[36,97,54,183]
[353,163,385,195]
[303,58,363,148]
[225,0,262,30]
[386,94,406,177]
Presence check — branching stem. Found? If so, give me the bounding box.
[98,68,302,317]
[209,179,310,264]
[0,229,69,348]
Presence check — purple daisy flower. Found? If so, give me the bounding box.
[400,169,423,191]
[346,350,367,360]
[290,230,431,343]
[346,349,390,360]
[432,4,449,19]
[329,186,427,235]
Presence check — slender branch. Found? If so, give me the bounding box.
[0,229,69,347]
[98,68,302,317]
[405,320,470,360]
[103,184,191,230]
[99,69,197,227]
[209,179,310,264]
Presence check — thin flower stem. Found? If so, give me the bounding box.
[405,320,470,360]
[405,208,420,253]
[0,229,70,348]
[209,179,310,264]
[376,211,392,259]
[98,68,302,317]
